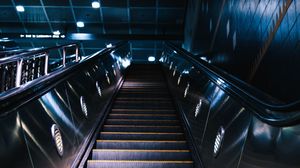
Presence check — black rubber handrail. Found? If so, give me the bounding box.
[165,42,300,126]
[0,41,128,115]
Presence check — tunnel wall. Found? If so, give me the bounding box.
[183,0,300,102]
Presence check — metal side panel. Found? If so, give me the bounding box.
[0,112,33,168]
[0,41,130,168]
[18,83,78,168]
[238,117,300,168]
[162,61,252,168]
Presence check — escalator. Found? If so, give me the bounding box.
[2,41,300,168]
[86,64,194,168]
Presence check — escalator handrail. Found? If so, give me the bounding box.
[165,42,300,126]
[0,41,128,116]
[0,43,78,64]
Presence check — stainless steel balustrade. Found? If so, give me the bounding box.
[0,43,79,93]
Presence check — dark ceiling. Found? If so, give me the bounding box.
[0,0,187,59]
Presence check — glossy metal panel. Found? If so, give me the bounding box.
[0,42,130,167]
[162,43,300,168]
[162,53,257,168]
[0,112,33,168]
[18,84,79,168]
[239,117,300,168]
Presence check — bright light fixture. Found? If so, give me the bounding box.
[148,56,156,62]
[106,43,113,48]
[53,30,61,35]
[92,1,100,8]
[121,58,131,68]
[16,5,25,12]
[76,21,85,28]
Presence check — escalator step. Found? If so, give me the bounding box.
[91,149,191,160]
[96,140,188,150]
[111,109,176,114]
[87,160,193,168]
[108,114,177,120]
[86,64,193,168]
[105,119,180,125]
[116,97,171,101]
[103,125,182,132]
[117,93,171,98]
[113,104,174,109]
[99,132,185,140]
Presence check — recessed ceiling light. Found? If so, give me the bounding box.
[76,21,85,28]
[16,5,25,12]
[53,30,61,35]
[92,1,100,8]
[148,56,156,62]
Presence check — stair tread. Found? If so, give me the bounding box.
[97,140,186,143]
[87,160,193,163]
[106,119,179,122]
[112,109,175,111]
[86,64,193,167]
[100,132,183,134]
[103,125,180,128]
[109,114,176,116]
[93,149,190,152]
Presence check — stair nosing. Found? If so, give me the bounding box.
[111,109,175,111]
[106,119,179,122]
[96,140,186,143]
[109,114,176,116]
[87,160,193,164]
[103,125,180,128]
[100,132,183,135]
[92,149,190,152]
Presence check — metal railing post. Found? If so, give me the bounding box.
[75,45,79,62]
[44,52,49,75]
[62,47,66,67]
[15,59,23,87]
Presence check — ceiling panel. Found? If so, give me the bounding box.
[159,0,186,7]
[104,23,129,34]
[131,23,155,34]
[0,0,11,5]
[43,0,69,6]
[77,23,103,33]
[1,22,26,33]
[101,0,127,7]
[158,9,184,23]
[19,7,48,22]
[0,7,19,22]
[15,0,41,6]
[130,8,156,23]
[24,23,51,33]
[46,7,74,22]
[129,0,156,7]
[0,0,187,59]
[51,23,76,33]
[102,8,128,23]
[74,8,101,22]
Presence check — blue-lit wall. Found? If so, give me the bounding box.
[183,0,299,102]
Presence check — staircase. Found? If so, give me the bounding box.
[87,64,193,168]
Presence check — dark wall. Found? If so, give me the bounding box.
[183,0,299,102]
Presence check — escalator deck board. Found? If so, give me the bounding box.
[87,64,193,168]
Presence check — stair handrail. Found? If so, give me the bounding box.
[165,42,300,126]
[0,43,79,91]
[0,41,128,115]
